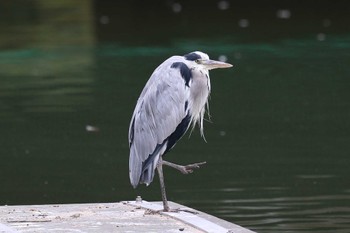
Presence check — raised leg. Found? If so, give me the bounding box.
[162,160,206,174]
[157,157,170,212]
[156,158,206,212]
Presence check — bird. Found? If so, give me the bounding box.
[128,51,232,211]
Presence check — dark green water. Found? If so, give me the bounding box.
[1,1,350,232]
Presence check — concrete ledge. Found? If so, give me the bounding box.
[0,201,255,233]
[127,200,254,233]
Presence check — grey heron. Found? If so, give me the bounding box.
[128,51,232,211]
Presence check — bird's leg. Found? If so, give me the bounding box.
[157,157,170,212]
[162,160,206,174]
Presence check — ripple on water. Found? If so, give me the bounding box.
[211,195,350,232]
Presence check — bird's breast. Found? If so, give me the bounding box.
[188,71,210,118]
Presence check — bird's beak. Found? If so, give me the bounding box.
[203,60,233,70]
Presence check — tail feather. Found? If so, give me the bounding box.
[129,142,166,188]
[139,154,160,185]
[129,146,142,188]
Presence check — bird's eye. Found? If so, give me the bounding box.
[195,59,201,64]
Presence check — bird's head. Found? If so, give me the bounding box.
[184,51,233,71]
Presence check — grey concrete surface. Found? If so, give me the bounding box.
[0,201,255,233]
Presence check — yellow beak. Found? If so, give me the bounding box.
[203,60,233,70]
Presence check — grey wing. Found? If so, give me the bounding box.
[128,59,190,188]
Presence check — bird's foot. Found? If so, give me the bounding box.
[163,208,199,214]
[144,208,176,214]
[178,161,207,174]
[162,160,206,174]
[163,207,177,212]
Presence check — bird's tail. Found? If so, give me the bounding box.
[129,142,166,188]
[139,154,160,186]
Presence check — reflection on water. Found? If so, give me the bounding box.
[176,175,350,232]
[217,194,350,232]
[1,1,350,233]
[0,48,95,117]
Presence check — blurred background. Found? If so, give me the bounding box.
[0,0,349,232]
